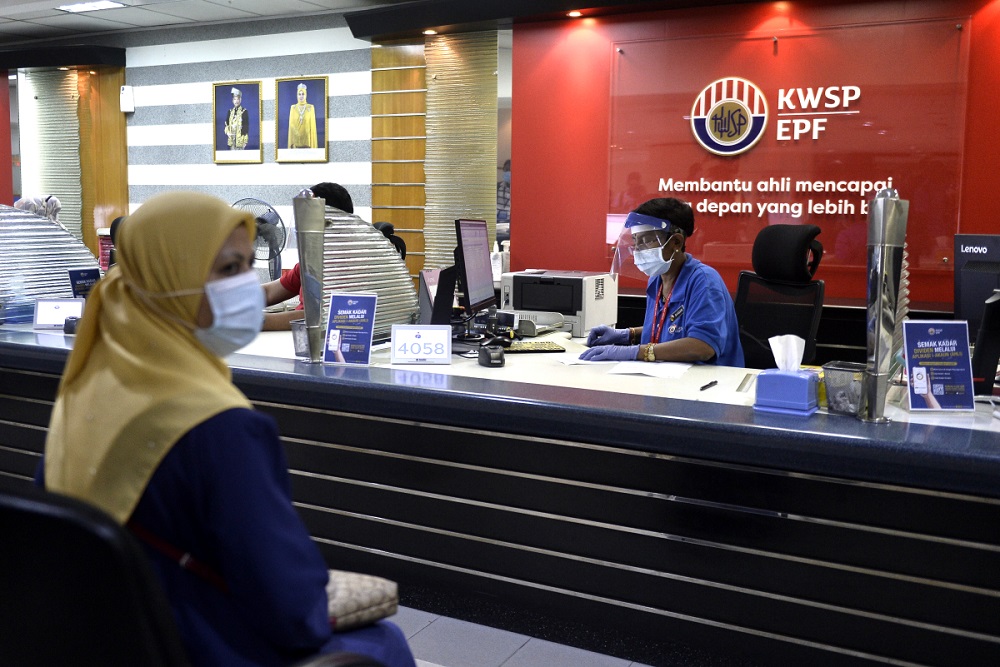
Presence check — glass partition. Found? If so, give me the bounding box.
[609,18,970,301]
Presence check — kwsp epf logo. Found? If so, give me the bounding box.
[690,77,768,156]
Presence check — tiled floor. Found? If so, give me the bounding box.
[393,605,652,667]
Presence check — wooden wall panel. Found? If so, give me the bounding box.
[373,162,424,184]
[372,68,426,92]
[372,208,425,229]
[371,42,427,285]
[372,92,425,115]
[76,67,128,257]
[373,139,425,162]
[372,184,425,206]
[373,115,425,137]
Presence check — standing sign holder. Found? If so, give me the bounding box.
[902,320,975,412]
[324,293,378,365]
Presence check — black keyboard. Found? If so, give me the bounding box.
[505,340,566,353]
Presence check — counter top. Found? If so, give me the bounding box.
[2,324,999,499]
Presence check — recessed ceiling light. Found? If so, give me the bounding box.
[423,29,437,35]
[58,1,125,13]
[567,11,583,18]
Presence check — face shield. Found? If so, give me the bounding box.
[610,212,683,281]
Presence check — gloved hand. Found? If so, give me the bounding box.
[586,325,630,347]
[578,344,640,362]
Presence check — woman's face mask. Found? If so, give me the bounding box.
[633,235,679,277]
[194,271,264,357]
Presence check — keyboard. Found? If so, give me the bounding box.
[505,340,566,353]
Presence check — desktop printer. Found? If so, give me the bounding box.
[500,270,618,337]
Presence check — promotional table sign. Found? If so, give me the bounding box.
[902,320,975,411]
[324,293,377,364]
[390,324,453,365]
[68,268,101,299]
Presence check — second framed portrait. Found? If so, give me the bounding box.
[213,81,263,164]
[276,76,329,163]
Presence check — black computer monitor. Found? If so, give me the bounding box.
[454,219,496,315]
[971,289,1000,396]
[954,234,1000,342]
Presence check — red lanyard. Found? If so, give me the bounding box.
[651,283,673,344]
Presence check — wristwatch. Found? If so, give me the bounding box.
[644,343,656,362]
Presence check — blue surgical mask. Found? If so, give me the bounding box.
[502,171,511,184]
[634,245,677,277]
[194,271,264,357]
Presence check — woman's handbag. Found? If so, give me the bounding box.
[326,569,399,632]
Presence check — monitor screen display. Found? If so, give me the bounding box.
[454,219,496,315]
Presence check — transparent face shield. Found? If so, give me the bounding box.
[610,212,681,281]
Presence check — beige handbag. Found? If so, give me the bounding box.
[326,569,399,632]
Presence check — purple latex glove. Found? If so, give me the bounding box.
[586,325,630,347]
[578,344,640,362]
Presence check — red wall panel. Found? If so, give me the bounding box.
[511,1,999,311]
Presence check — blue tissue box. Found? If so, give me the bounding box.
[754,369,819,416]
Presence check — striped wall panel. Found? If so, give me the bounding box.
[122,18,375,236]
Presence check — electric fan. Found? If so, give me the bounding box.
[232,198,287,281]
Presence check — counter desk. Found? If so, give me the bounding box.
[2,325,999,666]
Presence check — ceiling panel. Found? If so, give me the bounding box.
[0,0,418,47]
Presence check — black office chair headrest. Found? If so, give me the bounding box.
[751,224,823,283]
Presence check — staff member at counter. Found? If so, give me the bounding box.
[581,197,744,367]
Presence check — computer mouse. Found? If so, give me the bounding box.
[478,345,505,367]
[483,335,512,348]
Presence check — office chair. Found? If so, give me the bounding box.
[374,222,407,259]
[0,485,384,667]
[734,224,825,369]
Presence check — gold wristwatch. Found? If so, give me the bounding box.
[644,343,656,362]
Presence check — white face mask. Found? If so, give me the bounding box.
[634,245,677,277]
[194,271,264,357]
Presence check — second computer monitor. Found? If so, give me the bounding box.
[454,219,496,315]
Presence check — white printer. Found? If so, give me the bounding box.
[500,270,618,337]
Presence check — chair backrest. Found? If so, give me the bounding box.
[374,222,407,259]
[0,485,191,667]
[735,272,825,369]
[735,224,826,369]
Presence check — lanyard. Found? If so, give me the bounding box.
[651,283,674,344]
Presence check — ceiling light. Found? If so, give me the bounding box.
[58,1,125,13]
[423,29,437,35]
[567,11,583,17]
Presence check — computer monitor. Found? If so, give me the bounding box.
[453,219,496,315]
[954,234,1000,342]
[971,289,1000,396]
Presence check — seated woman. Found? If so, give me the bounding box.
[581,197,744,367]
[39,191,416,667]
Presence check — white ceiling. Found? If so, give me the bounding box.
[0,0,414,47]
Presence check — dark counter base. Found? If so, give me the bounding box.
[3,337,999,666]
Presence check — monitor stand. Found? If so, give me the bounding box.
[454,318,485,343]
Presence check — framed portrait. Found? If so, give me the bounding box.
[213,81,263,164]
[275,76,329,163]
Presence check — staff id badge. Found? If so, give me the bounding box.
[390,325,452,365]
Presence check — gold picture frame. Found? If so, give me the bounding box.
[213,81,263,164]
[275,76,329,163]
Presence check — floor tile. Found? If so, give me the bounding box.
[501,637,632,667]
[407,615,530,667]
[394,605,439,639]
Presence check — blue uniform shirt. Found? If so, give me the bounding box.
[640,255,744,367]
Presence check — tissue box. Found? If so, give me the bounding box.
[754,369,819,416]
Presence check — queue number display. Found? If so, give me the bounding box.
[390,325,453,365]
